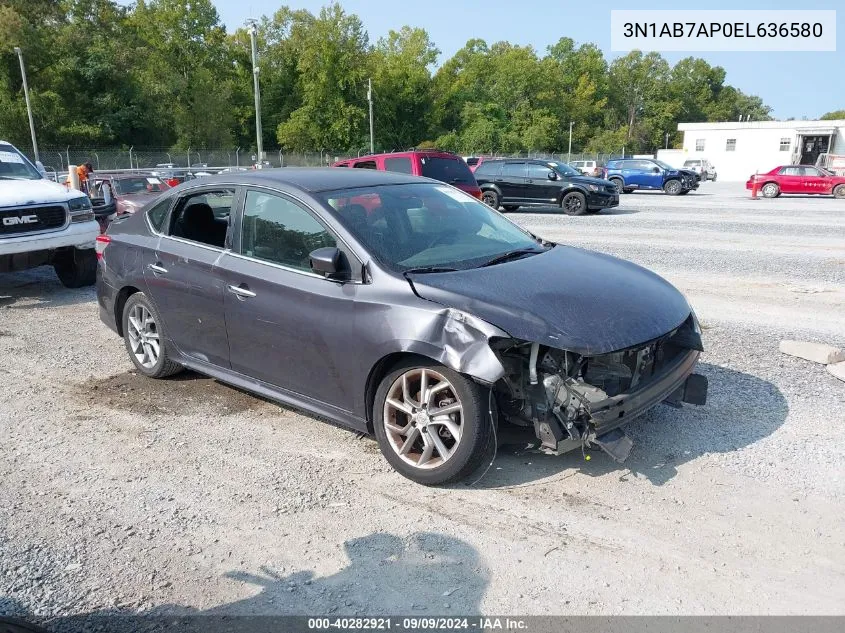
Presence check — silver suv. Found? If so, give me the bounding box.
[683,159,717,181]
[0,141,100,287]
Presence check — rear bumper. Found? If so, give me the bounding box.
[0,221,99,256]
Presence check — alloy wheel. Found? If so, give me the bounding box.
[564,195,583,213]
[482,192,498,208]
[382,368,463,469]
[126,303,160,369]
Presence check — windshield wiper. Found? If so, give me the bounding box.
[478,248,545,268]
[403,266,458,275]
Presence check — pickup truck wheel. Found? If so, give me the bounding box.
[833,184,845,199]
[663,179,682,195]
[53,248,97,288]
[373,359,492,486]
[561,191,588,216]
[481,190,499,209]
[761,182,780,198]
[121,292,183,379]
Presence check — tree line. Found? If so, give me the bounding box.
[1,0,790,157]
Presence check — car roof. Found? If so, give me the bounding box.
[339,150,461,162]
[184,167,424,193]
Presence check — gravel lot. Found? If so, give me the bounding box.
[1,181,844,629]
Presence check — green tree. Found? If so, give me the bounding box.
[820,110,845,120]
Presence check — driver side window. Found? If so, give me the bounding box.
[240,190,337,272]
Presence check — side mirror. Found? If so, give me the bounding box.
[309,247,349,280]
[547,171,557,180]
[652,167,661,173]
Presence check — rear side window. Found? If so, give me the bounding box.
[606,161,620,170]
[501,163,526,178]
[474,161,501,177]
[241,190,336,272]
[384,157,413,174]
[169,190,233,248]
[147,198,171,232]
[419,156,474,184]
[353,161,377,170]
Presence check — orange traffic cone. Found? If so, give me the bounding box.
[751,174,759,199]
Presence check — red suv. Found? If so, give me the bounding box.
[333,150,482,199]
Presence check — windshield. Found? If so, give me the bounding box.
[654,160,675,170]
[419,156,475,184]
[321,183,545,272]
[0,144,42,180]
[549,162,580,176]
[113,177,170,195]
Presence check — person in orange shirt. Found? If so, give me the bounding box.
[66,162,93,193]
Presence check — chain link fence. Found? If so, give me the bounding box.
[21,146,632,176]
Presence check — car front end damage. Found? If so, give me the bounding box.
[489,313,707,462]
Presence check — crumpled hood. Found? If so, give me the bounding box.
[408,245,692,355]
[0,178,80,208]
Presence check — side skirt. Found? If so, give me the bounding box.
[178,357,370,434]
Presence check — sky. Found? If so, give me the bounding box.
[166,0,843,119]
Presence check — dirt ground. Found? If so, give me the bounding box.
[1,182,844,627]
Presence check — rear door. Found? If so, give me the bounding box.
[777,166,802,193]
[220,187,362,410]
[143,187,236,368]
[499,162,527,201]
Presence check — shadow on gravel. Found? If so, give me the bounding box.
[506,205,639,216]
[1,533,487,633]
[474,362,788,488]
[0,269,95,311]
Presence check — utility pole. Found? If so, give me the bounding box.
[367,78,374,154]
[665,132,669,149]
[567,121,574,164]
[247,19,263,166]
[14,47,39,163]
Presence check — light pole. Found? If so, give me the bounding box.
[567,121,574,164]
[367,78,374,154]
[246,19,263,166]
[665,132,670,149]
[13,47,39,163]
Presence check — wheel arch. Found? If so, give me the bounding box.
[114,285,141,337]
[557,185,587,204]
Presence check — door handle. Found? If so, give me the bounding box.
[526,179,533,183]
[147,263,168,274]
[227,284,256,299]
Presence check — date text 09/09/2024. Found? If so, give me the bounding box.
[308,617,529,630]
[622,22,823,38]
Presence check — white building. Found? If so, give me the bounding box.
[676,119,845,181]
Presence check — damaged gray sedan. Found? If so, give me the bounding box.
[96,168,707,485]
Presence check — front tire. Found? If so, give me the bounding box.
[481,190,500,209]
[121,292,182,378]
[561,191,588,216]
[373,359,492,485]
[53,248,97,288]
[663,179,682,195]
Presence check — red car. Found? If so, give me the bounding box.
[89,173,171,216]
[746,165,845,199]
[333,150,482,200]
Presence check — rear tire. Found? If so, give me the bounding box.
[53,248,97,288]
[761,182,780,198]
[561,191,588,216]
[121,292,183,379]
[663,179,682,195]
[609,178,624,194]
[833,184,845,199]
[373,358,492,486]
[481,190,499,209]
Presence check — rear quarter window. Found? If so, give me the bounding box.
[473,161,501,177]
[419,156,474,184]
[384,157,413,174]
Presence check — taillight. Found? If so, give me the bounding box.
[95,235,111,260]
[470,188,482,200]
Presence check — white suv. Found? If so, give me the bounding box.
[0,141,100,287]
[683,159,717,181]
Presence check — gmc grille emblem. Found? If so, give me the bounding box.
[2,215,39,226]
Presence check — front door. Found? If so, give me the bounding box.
[143,188,236,368]
[221,188,360,411]
[524,163,559,203]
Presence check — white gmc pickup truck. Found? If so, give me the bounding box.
[0,141,99,287]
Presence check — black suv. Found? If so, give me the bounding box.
[473,159,619,215]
